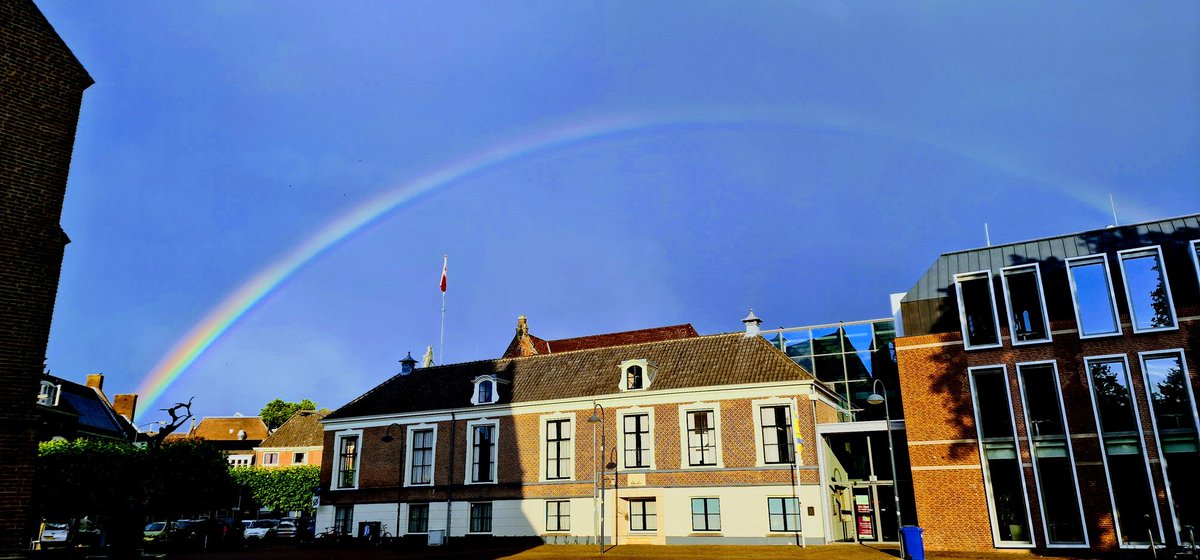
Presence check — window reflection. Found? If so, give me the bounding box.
[1086,357,1161,545]
[1017,363,1085,545]
[1119,248,1175,332]
[956,272,1001,348]
[970,367,1033,545]
[1140,352,1199,543]
[1002,265,1050,344]
[1068,256,1120,337]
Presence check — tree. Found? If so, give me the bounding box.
[260,398,317,430]
[230,465,320,514]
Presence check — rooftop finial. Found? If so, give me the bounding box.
[516,315,529,337]
[400,351,417,374]
[742,309,763,338]
[421,345,435,368]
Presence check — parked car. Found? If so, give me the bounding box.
[275,518,297,539]
[143,521,169,542]
[38,522,70,548]
[164,518,243,549]
[244,519,278,540]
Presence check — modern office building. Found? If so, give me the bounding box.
[895,214,1200,553]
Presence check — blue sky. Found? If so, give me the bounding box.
[38,1,1200,420]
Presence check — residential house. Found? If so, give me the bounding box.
[317,316,839,544]
[36,373,138,443]
[895,214,1200,553]
[176,416,269,466]
[255,409,329,468]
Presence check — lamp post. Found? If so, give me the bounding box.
[587,403,605,553]
[865,379,903,549]
[380,423,404,542]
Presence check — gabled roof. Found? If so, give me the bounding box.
[259,409,329,448]
[189,416,269,442]
[38,374,133,441]
[502,317,699,358]
[330,332,813,420]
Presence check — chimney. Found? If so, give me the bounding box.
[86,373,104,391]
[742,309,763,338]
[399,351,417,375]
[113,394,138,422]
[516,315,529,337]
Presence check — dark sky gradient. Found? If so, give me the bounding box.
[37,1,1200,419]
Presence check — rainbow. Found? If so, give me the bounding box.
[134,108,1140,417]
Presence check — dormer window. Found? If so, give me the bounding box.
[471,376,500,406]
[618,359,656,392]
[37,381,60,406]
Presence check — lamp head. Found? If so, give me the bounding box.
[380,434,394,443]
[866,393,885,406]
[587,414,601,423]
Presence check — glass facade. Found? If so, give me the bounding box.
[1140,351,1199,543]
[970,367,1033,546]
[1016,362,1086,545]
[1068,256,1121,337]
[762,319,900,421]
[1118,248,1176,332]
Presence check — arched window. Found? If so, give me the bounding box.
[626,366,643,390]
[472,376,499,405]
[478,380,493,404]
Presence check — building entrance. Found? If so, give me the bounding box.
[821,427,912,543]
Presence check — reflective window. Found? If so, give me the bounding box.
[623,413,651,469]
[686,410,717,467]
[336,435,358,489]
[407,504,429,533]
[767,497,801,532]
[545,419,572,480]
[1068,256,1120,337]
[1140,351,1199,543]
[1017,363,1085,545]
[545,500,570,532]
[691,498,721,532]
[477,380,493,404]
[626,365,643,390]
[760,405,794,464]
[1192,240,1200,291]
[970,367,1033,545]
[334,506,353,535]
[956,271,1002,349]
[1002,265,1050,344]
[1086,357,1161,545]
[1118,247,1176,332]
[470,424,496,483]
[629,499,657,531]
[469,502,492,533]
[410,429,434,485]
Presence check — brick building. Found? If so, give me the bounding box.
[317,317,839,545]
[895,215,1200,552]
[173,416,270,466]
[0,1,92,555]
[36,373,138,443]
[254,409,328,468]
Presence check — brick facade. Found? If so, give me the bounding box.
[0,1,91,555]
[897,223,1200,554]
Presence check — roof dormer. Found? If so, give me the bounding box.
[618,359,657,392]
[471,375,501,406]
[37,380,60,406]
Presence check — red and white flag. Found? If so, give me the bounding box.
[439,255,448,293]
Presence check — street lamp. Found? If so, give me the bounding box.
[865,379,903,550]
[381,423,404,542]
[587,403,605,553]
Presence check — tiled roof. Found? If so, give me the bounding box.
[502,323,699,358]
[190,416,269,442]
[40,374,132,440]
[329,332,812,420]
[260,409,329,448]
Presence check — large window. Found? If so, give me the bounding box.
[759,404,794,465]
[336,434,359,489]
[545,418,572,480]
[1085,356,1162,546]
[408,428,435,485]
[1139,351,1199,543]
[1016,362,1086,546]
[767,497,801,532]
[969,366,1033,546]
[685,410,718,467]
[955,271,1002,349]
[334,506,353,535]
[469,502,492,533]
[1118,247,1176,332]
[691,498,721,532]
[1067,255,1121,338]
[1002,265,1051,344]
[407,504,429,533]
[628,499,657,532]
[545,500,570,532]
[623,413,652,469]
[469,422,497,483]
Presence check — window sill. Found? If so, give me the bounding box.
[766,532,802,537]
[688,532,722,537]
[963,342,1003,351]
[1129,325,1178,334]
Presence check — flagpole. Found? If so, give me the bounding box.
[439,255,447,365]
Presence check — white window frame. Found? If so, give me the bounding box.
[404,423,438,487]
[37,381,61,406]
[1000,264,1053,346]
[539,413,575,482]
[471,375,500,406]
[954,270,1004,350]
[1137,349,1200,544]
[617,407,656,470]
[292,451,306,465]
[967,365,1036,548]
[1082,354,1164,548]
[1116,246,1177,333]
[618,359,655,392]
[752,397,799,467]
[1015,360,1089,548]
[464,418,500,485]
[262,452,279,466]
[332,429,363,491]
[1190,240,1200,291]
[1065,254,1123,339]
[678,403,724,469]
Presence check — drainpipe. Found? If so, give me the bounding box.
[445,411,456,542]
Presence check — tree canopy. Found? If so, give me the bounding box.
[260,398,317,430]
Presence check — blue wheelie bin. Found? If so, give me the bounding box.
[900,526,925,560]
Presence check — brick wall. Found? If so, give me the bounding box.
[897,308,1200,552]
[0,1,91,555]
